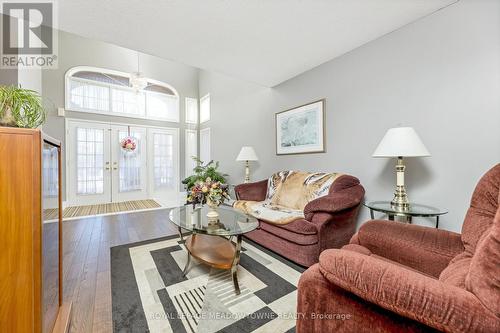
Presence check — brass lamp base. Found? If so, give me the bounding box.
[391,157,410,210]
[391,189,410,210]
[244,161,250,183]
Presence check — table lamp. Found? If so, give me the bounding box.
[236,146,258,183]
[372,127,430,210]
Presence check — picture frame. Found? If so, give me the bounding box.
[275,99,326,155]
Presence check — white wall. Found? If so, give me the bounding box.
[199,0,500,233]
[18,66,42,93]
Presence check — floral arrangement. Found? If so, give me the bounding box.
[120,136,137,152]
[186,177,230,207]
[182,157,227,190]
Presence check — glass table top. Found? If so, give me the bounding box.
[364,201,448,217]
[168,204,259,236]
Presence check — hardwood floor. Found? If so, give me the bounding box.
[62,208,178,333]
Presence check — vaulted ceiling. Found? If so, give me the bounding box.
[57,0,458,87]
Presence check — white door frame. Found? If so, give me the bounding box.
[65,118,180,206]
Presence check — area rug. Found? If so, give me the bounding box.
[111,234,305,333]
[43,199,162,220]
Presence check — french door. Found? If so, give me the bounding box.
[147,127,179,205]
[67,120,178,206]
[68,121,111,205]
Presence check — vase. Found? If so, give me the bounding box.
[206,199,219,222]
[0,106,16,127]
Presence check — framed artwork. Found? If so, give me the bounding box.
[275,99,325,155]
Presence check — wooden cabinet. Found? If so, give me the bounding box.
[0,128,71,333]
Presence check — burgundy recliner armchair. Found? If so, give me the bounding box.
[235,174,365,267]
[297,164,500,332]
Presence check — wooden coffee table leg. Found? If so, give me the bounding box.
[231,235,243,295]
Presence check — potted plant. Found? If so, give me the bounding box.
[182,157,228,191]
[183,158,230,220]
[187,178,230,221]
[0,85,46,128]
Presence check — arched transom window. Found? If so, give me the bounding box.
[65,66,180,122]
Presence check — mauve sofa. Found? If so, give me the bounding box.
[235,173,365,267]
[297,164,500,332]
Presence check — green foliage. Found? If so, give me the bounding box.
[182,157,228,190]
[186,179,230,206]
[0,85,46,128]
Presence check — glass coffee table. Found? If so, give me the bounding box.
[168,204,258,294]
[364,201,448,228]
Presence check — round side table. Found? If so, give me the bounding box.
[364,201,448,228]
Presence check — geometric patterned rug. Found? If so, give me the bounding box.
[110,234,305,333]
[43,199,161,220]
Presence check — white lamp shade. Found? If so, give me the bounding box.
[236,146,259,161]
[372,127,430,157]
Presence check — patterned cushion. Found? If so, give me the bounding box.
[234,171,341,225]
[267,171,341,210]
[233,200,305,225]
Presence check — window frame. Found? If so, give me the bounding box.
[185,97,198,124]
[145,89,180,123]
[199,93,211,123]
[65,66,180,122]
[200,127,211,163]
[185,129,198,178]
[67,76,112,113]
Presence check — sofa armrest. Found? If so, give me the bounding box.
[319,250,499,333]
[353,220,464,277]
[304,193,361,217]
[304,184,364,221]
[234,179,268,201]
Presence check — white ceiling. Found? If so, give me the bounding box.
[57,0,458,87]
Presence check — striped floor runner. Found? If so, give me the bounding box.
[44,199,162,220]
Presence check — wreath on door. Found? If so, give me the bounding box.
[120,126,137,152]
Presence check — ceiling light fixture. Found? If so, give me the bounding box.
[130,52,148,91]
